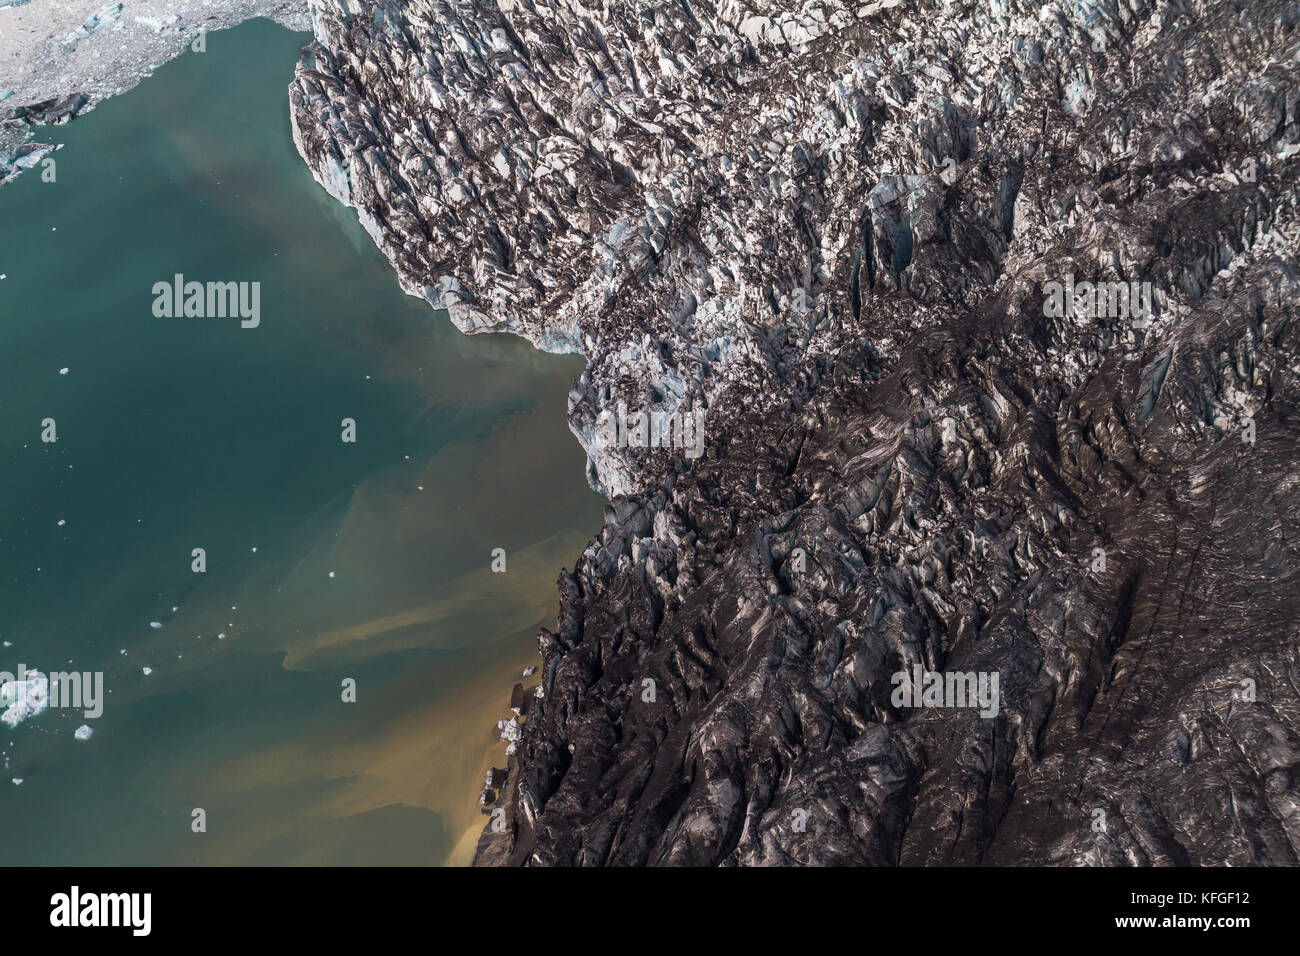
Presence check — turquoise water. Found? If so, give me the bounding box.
[0,20,602,864]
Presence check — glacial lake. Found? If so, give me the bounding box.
[0,19,602,864]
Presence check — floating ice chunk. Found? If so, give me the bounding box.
[497,717,522,744]
[11,778,21,786]
[59,368,69,375]
[149,621,162,629]
[74,725,92,740]
[57,519,66,526]
[1,672,49,728]
[328,571,336,578]
[141,667,152,676]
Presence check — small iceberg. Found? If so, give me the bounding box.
[149,621,162,630]
[1,672,49,728]
[141,667,152,676]
[74,725,93,740]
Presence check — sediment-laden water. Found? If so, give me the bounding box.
[0,19,602,865]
